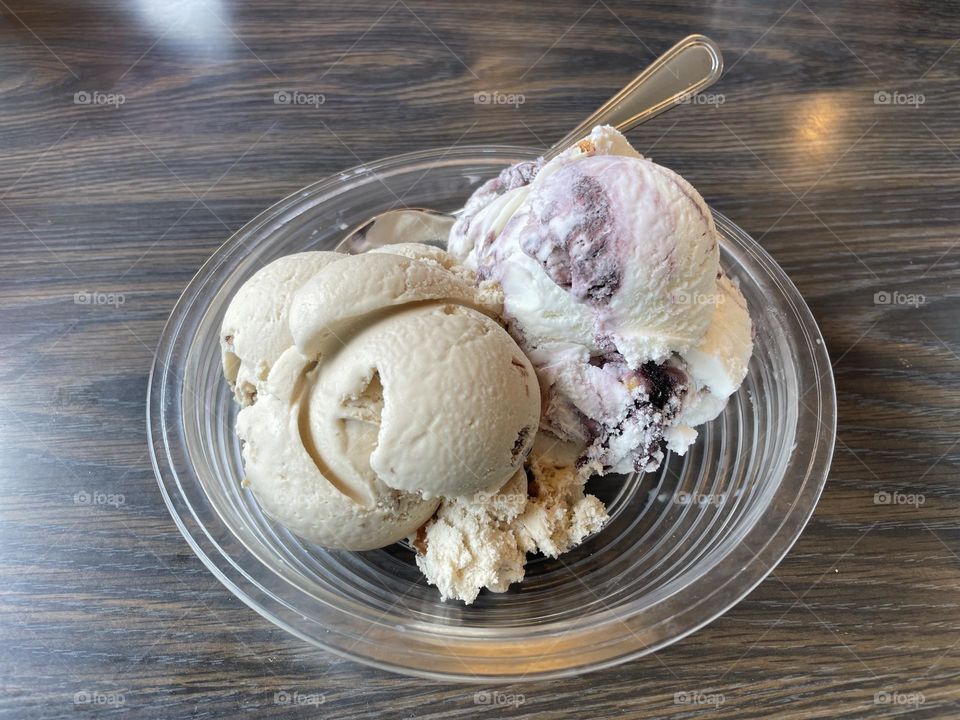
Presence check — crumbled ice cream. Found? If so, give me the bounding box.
[411,470,529,603]
[412,439,607,604]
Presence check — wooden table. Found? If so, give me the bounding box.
[1,1,957,717]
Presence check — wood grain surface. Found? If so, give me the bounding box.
[0,0,958,717]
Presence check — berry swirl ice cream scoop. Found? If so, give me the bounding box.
[449,126,753,476]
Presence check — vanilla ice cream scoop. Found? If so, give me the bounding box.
[226,245,541,549]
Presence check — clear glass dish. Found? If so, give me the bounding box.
[148,147,836,681]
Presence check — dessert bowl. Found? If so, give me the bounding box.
[148,146,835,681]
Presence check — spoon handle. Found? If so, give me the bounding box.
[545,34,723,161]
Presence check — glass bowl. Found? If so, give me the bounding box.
[148,147,835,681]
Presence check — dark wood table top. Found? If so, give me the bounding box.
[2,0,958,717]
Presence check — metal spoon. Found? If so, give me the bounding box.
[337,34,723,254]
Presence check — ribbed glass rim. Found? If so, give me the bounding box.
[148,146,836,681]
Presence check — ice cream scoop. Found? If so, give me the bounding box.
[306,302,541,500]
[448,126,752,476]
[225,245,541,549]
[220,251,343,405]
[237,346,439,550]
[460,133,720,366]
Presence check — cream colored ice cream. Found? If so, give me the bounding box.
[224,245,541,549]
[289,250,503,359]
[237,346,439,550]
[305,302,540,500]
[412,436,607,604]
[220,251,343,405]
[412,469,529,602]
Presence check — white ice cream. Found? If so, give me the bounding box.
[671,273,753,432]
[448,125,753,475]
[454,126,718,365]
